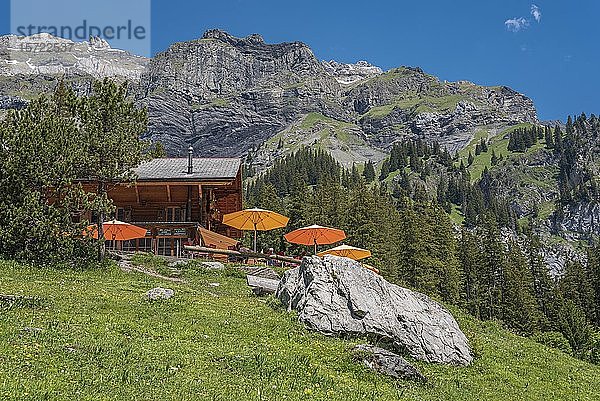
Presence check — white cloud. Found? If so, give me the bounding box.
[505,17,530,32]
[531,4,542,22]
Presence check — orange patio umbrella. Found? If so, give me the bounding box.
[317,244,372,261]
[284,224,346,254]
[222,208,289,252]
[84,220,148,241]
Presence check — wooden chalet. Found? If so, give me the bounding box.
[81,148,243,257]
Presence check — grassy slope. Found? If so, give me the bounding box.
[457,123,535,182]
[263,112,387,168]
[1,260,599,401]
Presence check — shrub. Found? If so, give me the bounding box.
[532,331,573,355]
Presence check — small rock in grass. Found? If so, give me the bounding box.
[146,287,175,301]
[20,327,43,335]
[202,261,225,270]
[353,344,426,382]
[168,260,189,268]
[208,282,220,287]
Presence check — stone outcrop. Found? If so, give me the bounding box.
[353,344,427,381]
[322,60,383,85]
[0,95,27,110]
[145,287,174,301]
[277,255,473,366]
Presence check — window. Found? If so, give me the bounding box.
[115,207,131,222]
[165,207,183,222]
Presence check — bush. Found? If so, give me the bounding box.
[583,332,600,365]
[532,331,573,355]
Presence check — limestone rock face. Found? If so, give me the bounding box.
[0,30,538,160]
[0,33,147,80]
[136,29,342,157]
[277,255,473,366]
[322,60,383,85]
[0,95,27,110]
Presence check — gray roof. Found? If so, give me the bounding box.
[133,158,241,181]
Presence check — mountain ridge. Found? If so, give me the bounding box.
[0,30,537,164]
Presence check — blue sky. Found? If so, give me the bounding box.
[1,0,598,121]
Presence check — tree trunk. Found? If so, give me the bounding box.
[97,181,106,262]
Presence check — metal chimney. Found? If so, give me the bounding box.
[187,146,194,174]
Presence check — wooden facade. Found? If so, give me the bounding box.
[80,155,243,257]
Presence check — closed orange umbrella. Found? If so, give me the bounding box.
[84,220,148,241]
[317,244,372,261]
[222,208,289,251]
[284,224,346,254]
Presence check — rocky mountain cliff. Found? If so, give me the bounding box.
[135,30,538,163]
[0,30,537,165]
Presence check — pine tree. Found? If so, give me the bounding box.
[459,229,483,318]
[428,204,463,303]
[379,159,390,181]
[350,163,362,187]
[554,125,564,152]
[545,126,554,149]
[491,149,499,165]
[467,151,474,166]
[362,161,376,183]
[0,80,150,264]
[557,300,593,357]
[588,245,600,326]
[0,85,93,264]
[501,241,540,335]
[558,260,596,323]
[479,214,505,320]
[78,79,149,260]
[481,138,489,152]
[525,226,556,328]
[566,115,574,135]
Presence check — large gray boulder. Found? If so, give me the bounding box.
[277,255,473,366]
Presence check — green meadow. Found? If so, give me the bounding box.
[1,260,599,401]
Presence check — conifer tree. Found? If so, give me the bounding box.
[566,115,574,135]
[467,151,474,166]
[362,161,376,183]
[545,126,554,149]
[491,149,498,165]
[0,84,94,264]
[502,241,540,335]
[350,163,361,187]
[554,125,564,152]
[459,229,483,318]
[77,79,149,260]
[557,300,594,357]
[379,159,390,181]
[479,214,505,320]
[559,260,596,323]
[588,245,600,326]
[525,226,556,327]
